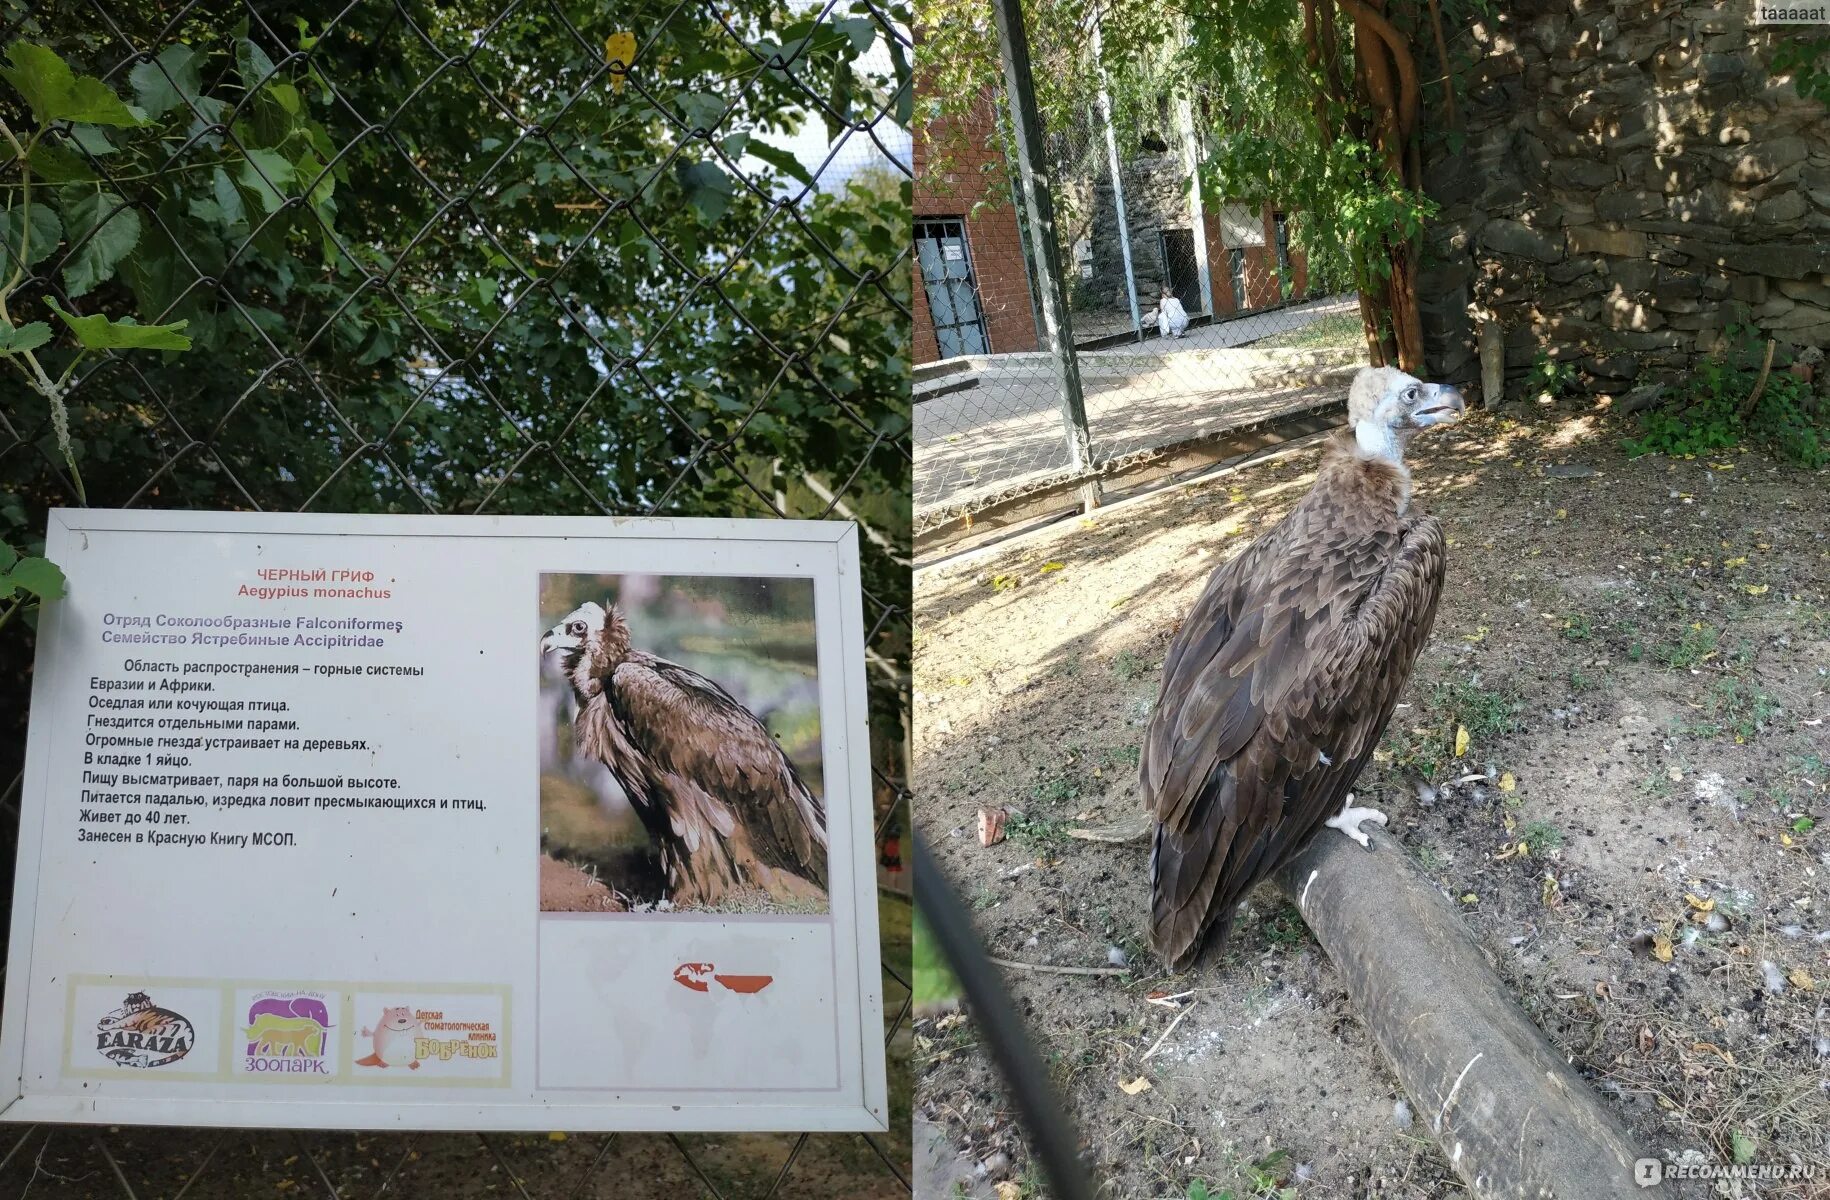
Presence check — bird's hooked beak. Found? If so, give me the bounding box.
[540,623,580,659]
[1409,383,1466,429]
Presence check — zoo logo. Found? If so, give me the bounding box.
[94,991,194,1068]
[241,992,333,1076]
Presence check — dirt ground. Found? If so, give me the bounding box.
[913,403,1830,1198]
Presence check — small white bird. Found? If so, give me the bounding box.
[1156,286,1189,339]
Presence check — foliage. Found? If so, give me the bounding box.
[0,538,63,633]
[1,3,913,744]
[1771,36,1830,106]
[1527,349,1576,399]
[1622,320,1829,467]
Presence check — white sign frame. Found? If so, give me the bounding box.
[0,509,888,1132]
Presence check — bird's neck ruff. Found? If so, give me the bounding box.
[1327,428,1412,518]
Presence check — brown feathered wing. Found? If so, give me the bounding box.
[608,654,829,895]
[1142,512,1446,970]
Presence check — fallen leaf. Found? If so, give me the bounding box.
[1684,893,1715,913]
[1637,1025,1655,1053]
[1460,892,1479,904]
[547,1131,567,1142]
[1788,967,1815,991]
[1039,561,1065,573]
[996,1183,1023,1200]
[1499,772,1517,792]
[1652,933,1673,963]
[1119,1075,1152,1096]
[1454,726,1470,757]
[1689,1041,1733,1064]
[1723,556,1748,567]
[1744,584,1769,596]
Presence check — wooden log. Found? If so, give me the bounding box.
[1273,831,1656,1199]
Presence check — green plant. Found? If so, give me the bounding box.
[1520,819,1563,851]
[0,41,226,498]
[1709,679,1779,742]
[1112,649,1150,681]
[1527,349,1577,399]
[1007,811,1071,848]
[1382,675,1520,779]
[1560,613,1595,642]
[0,540,63,632]
[1622,318,1830,467]
[1656,624,1721,669]
[1772,36,1830,106]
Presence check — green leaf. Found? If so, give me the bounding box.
[61,192,141,298]
[128,43,203,120]
[47,297,190,350]
[237,38,276,88]
[0,42,146,127]
[747,140,814,185]
[1730,1130,1756,1164]
[26,136,98,183]
[676,160,735,222]
[0,320,51,354]
[239,147,295,213]
[0,202,62,270]
[2,555,65,602]
[0,542,16,572]
[832,16,880,55]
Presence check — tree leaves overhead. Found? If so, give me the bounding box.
[1,3,912,698]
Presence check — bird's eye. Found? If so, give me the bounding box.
[1405,386,1420,402]
[567,621,584,636]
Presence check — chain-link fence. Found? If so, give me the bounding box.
[0,0,910,1194]
[911,0,1366,540]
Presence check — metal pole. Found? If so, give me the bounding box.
[1092,20,1142,343]
[992,0,1101,513]
[1177,95,1214,319]
[995,103,1047,353]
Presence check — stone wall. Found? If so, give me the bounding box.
[1417,0,1830,403]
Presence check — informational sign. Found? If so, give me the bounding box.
[0,510,888,1131]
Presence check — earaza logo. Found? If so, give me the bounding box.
[95,991,195,1068]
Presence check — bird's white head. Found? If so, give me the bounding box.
[1346,365,1465,464]
[540,601,633,698]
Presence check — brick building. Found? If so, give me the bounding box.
[912,91,1039,362]
[914,93,1310,363]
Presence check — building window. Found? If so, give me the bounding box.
[915,218,991,358]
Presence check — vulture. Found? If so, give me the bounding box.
[1141,365,1464,971]
[541,601,829,909]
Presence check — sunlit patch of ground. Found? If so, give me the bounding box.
[913,405,1829,1198]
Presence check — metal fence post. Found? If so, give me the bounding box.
[992,0,1102,512]
[1092,19,1143,344]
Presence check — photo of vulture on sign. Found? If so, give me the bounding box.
[0,510,887,1132]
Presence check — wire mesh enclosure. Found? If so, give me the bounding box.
[911,0,1367,538]
[0,0,911,1194]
